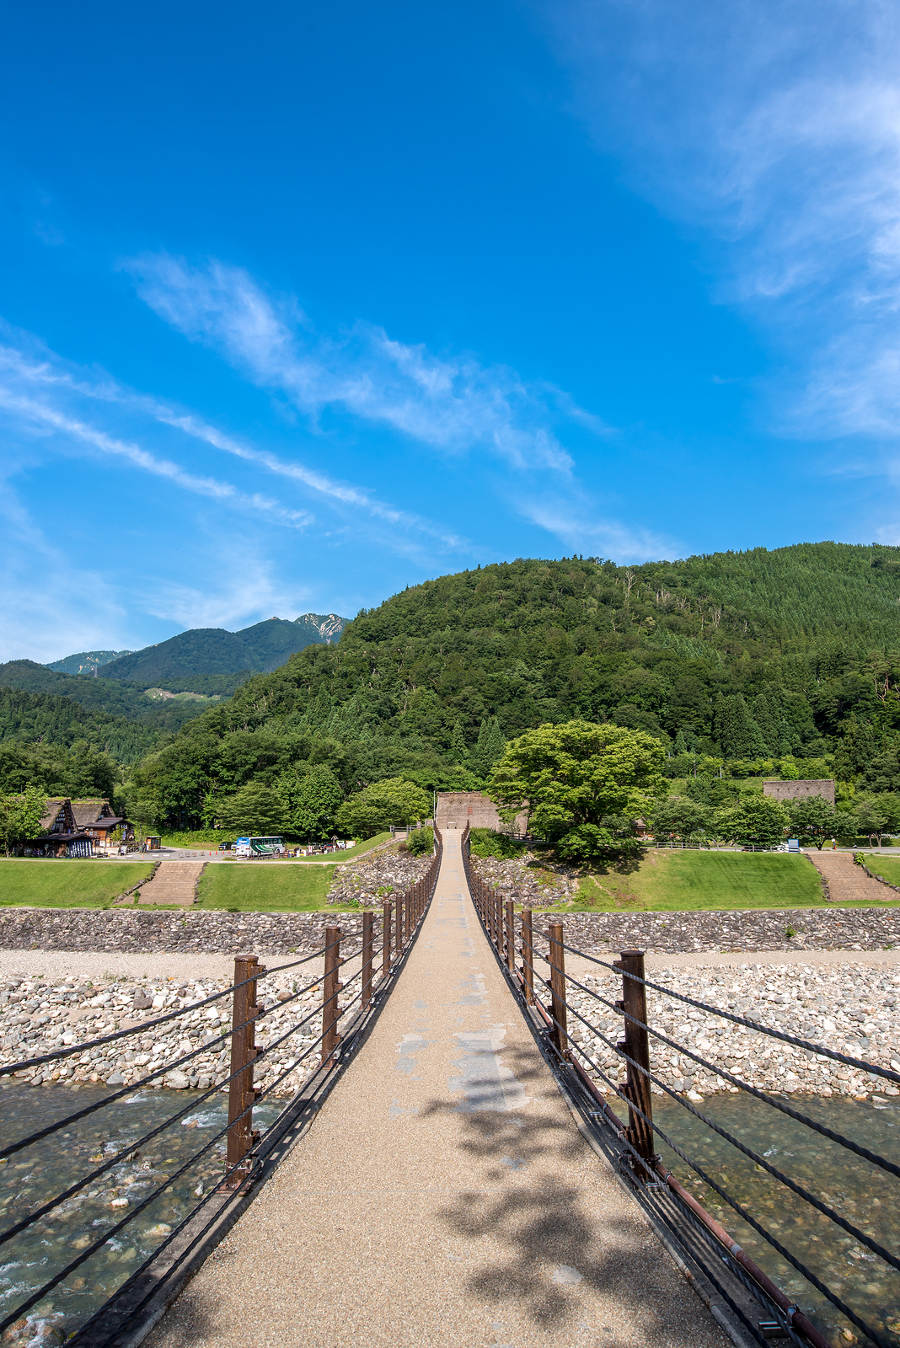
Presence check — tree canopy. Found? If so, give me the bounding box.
[488,720,665,862]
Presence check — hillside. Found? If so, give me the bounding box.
[96,613,345,692]
[131,544,900,827]
[48,650,132,675]
[0,662,211,729]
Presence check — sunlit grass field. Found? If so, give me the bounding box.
[0,860,155,907]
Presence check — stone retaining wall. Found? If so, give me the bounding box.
[0,902,895,957]
[0,908,366,956]
[538,906,898,953]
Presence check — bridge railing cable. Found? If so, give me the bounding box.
[0,830,444,1344]
[460,827,898,1348]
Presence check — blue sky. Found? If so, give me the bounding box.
[2,0,899,660]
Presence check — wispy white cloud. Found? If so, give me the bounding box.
[0,329,467,551]
[126,254,578,473]
[0,481,128,662]
[145,553,313,631]
[551,0,900,473]
[0,384,312,529]
[518,496,675,563]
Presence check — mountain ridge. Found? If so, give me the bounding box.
[48,613,346,694]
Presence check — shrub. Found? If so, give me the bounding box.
[468,828,527,859]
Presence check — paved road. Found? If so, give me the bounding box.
[149,830,728,1348]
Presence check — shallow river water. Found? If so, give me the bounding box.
[0,1082,278,1345]
[651,1092,900,1347]
[0,1084,896,1345]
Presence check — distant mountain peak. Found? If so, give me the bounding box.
[47,650,133,676]
[44,613,347,693]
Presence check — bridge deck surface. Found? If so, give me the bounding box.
[149,831,728,1348]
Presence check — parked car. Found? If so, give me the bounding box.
[218,841,233,851]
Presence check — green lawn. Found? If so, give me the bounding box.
[293,833,390,862]
[194,863,340,911]
[572,851,826,912]
[857,854,900,890]
[0,860,154,908]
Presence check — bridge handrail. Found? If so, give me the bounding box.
[0,828,444,1344]
[460,829,897,1348]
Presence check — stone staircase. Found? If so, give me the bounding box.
[135,861,206,907]
[804,850,896,903]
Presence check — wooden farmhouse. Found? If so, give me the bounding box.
[25,798,133,857]
[71,799,133,854]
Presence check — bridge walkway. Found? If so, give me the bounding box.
[149,829,728,1348]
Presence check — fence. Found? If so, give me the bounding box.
[0,829,443,1345]
[461,824,899,1348]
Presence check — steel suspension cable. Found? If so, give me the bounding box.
[557,941,900,1087]
[533,986,891,1348]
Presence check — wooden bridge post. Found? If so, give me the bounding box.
[225,954,261,1184]
[394,895,402,956]
[505,900,515,973]
[321,927,343,1066]
[382,901,392,979]
[548,921,568,1060]
[521,907,534,1005]
[616,949,656,1181]
[362,910,374,1010]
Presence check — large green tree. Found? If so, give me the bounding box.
[277,765,343,840]
[335,777,431,838]
[0,787,46,855]
[716,795,787,849]
[650,795,714,844]
[784,796,836,850]
[488,719,665,863]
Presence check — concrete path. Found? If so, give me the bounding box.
[149,831,728,1348]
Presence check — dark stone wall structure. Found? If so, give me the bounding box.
[435,791,528,834]
[762,779,836,805]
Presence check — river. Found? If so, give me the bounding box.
[0,1084,896,1345]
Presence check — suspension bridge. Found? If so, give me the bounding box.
[0,828,896,1347]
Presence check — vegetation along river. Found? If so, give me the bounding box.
[0,1086,896,1346]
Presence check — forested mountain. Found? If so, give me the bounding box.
[48,650,132,675]
[130,544,900,827]
[0,662,211,730]
[96,614,346,692]
[0,687,160,797]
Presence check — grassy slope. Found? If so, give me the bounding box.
[857,854,900,890]
[574,851,826,911]
[194,864,338,911]
[0,860,154,907]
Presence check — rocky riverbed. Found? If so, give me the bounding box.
[0,959,895,1099]
[568,960,900,1100]
[325,848,431,906]
[0,963,370,1097]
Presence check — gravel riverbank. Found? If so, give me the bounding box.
[0,966,364,1097]
[566,960,899,1101]
[0,956,895,1100]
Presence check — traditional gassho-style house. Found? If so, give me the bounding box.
[24,798,133,857]
[28,798,93,858]
[71,799,133,854]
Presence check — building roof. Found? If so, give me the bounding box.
[39,798,72,832]
[70,799,113,827]
[85,816,127,831]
